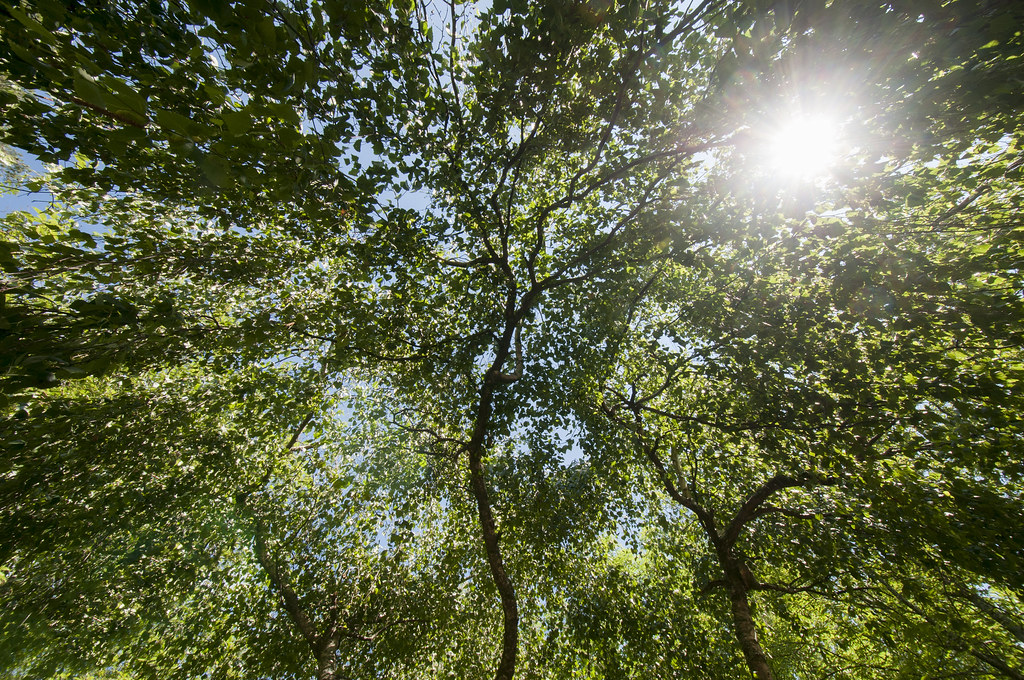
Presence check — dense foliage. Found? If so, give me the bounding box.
[2,1,1023,678]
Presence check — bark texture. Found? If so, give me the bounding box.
[721,554,775,680]
[465,320,521,680]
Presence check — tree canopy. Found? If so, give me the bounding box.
[2,1,1023,678]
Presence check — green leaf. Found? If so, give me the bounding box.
[73,74,107,109]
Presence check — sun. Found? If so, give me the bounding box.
[765,112,842,180]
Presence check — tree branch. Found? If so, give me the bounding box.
[253,523,321,650]
[69,96,147,129]
[489,324,523,384]
[722,473,838,548]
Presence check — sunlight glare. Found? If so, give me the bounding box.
[767,113,841,180]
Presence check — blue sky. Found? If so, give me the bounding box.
[0,146,49,215]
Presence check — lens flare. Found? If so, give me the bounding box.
[766,113,841,180]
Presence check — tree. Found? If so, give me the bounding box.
[2,0,1023,678]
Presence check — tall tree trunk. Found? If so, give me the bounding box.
[645,440,779,680]
[465,320,521,680]
[469,446,519,680]
[728,581,775,680]
[719,551,775,680]
[317,640,339,680]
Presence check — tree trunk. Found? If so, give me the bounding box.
[465,322,521,680]
[469,453,519,680]
[718,551,775,680]
[728,582,775,680]
[317,640,338,680]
